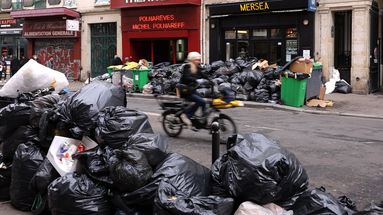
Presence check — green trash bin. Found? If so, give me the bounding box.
[132,69,150,91]
[281,76,307,107]
[107,67,113,76]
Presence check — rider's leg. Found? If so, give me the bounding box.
[186,94,206,118]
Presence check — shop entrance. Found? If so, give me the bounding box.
[131,39,187,65]
[334,11,352,84]
[370,1,380,92]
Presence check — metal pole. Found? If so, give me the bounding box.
[211,121,220,164]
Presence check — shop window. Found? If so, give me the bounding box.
[225,30,236,40]
[237,30,249,39]
[286,28,298,38]
[63,0,76,8]
[1,0,12,9]
[23,0,34,7]
[253,29,267,39]
[34,0,47,8]
[238,41,249,58]
[48,0,61,5]
[270,29,283,38]
[95,0,110,5]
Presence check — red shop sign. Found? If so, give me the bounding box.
[122,6,199,32]
[111,0,200,9]
[23,20,79,38]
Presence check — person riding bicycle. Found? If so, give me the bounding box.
[179,52,209,122]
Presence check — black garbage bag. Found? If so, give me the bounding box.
[0,154,12,201]
[48,173,113,215]
[154,180,234,215]
[354,202,383,215]
[30,94,61,109]
[263,68,278,80]
[227,64,241,76]
[95,106,153,149]
[59,81,125,139]
[11,143,44,211]
[152,62,171,70]
[215,67,230,76]
[74,146,115,187]
[196,88,212,98]
[110,149,153,193]
[196,79,211,88]
[113,153,210,214]
[219,87,236,103]
[0,104,33,139]
[254,89,270,103]
[37,110,60,150]
[239,69,263,87]
[30,158,60,194]
[290,187,347,214]
[282,71,311,80]
[2,126,39,163]
[124,133,168,168]
[235,57,257,69]
[231,84,247,95]
[243,82,254,91]
[211,133,309,205]
[213,78,225,85]
[235,94,248,101]
[335,80,352,94]
[229,73,241,84]
[218,75,229,82]
[211,61,225,71]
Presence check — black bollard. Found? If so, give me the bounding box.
[211,121,220,164]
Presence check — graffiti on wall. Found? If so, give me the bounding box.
[34,39,80,80]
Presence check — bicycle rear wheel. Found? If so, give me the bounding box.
[214,114,237,144]
[162,109,183,137]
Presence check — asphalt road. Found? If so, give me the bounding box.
[2,97,383,214]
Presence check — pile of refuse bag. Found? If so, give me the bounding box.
[0,80,379,214]
[145,57,283,103]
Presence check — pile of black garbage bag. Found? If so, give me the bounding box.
[148,57,283,103]
[0,80,380,215]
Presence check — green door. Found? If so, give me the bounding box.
[91,23,117,77]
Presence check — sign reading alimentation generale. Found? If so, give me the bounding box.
[209,0,316,16]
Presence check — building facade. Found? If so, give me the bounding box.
[316,0,382,94]
[110,0,201,65]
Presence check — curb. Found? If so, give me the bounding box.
[127,93,383,120]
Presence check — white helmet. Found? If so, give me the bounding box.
[187,52,201,62]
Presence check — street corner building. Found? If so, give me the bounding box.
[110,0,201,65]
[203,0,383,94]
[11,6,81,81]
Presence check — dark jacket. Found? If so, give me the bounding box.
[179,63,208,96]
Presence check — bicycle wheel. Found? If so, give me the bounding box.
[215,114,237,144]
[162,109,183,137]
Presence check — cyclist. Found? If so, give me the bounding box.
[179,52,209,124]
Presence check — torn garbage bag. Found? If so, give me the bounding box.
[154,180,234,215]
[58,81,125,138]
[48,173,112,215]
[109,149,153,193]
[113,153,210,214]
[11,143,44,211]
[290,187,347,215]
[211,133,309,205]
[30,158,60,194]
[95,107,153,149]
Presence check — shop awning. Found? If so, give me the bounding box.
[111,0,200,9]
[10,7,80,19]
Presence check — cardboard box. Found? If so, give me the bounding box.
[289,58,313,74]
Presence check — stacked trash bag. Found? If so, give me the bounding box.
[0,81,381,215]
[145,57,283,103]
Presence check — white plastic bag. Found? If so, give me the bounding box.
[234,202,293,215]
[0,59,69,98]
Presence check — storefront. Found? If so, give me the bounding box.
[111,0,201,64]
[206,0,316,65]
[11,8,81,80]
[0,18,27,59]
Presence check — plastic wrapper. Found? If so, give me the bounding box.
[2,126,39,163]
[48,173,113,215]
[290,187,347,214]
[58,81,126,138]
[235,202,293,215]
[110,149,153,193]
[95,107,153,149]
[0,59,69,98]
[11,143,44,211]
[30,158,60,194]
[211,133,309,205]
[154,180,234,215]
[113,153,210,214]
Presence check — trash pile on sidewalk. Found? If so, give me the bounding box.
[144,58,284,103]
[0,62,379,214]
